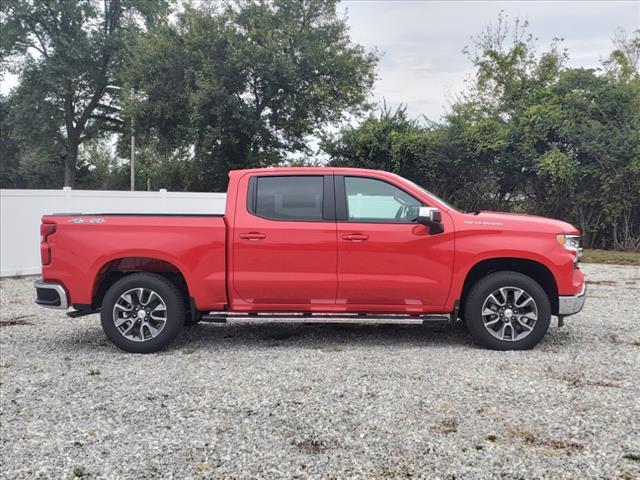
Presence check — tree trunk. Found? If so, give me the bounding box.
[64,137,79,187]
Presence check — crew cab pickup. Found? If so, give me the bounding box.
[35,168,586,353]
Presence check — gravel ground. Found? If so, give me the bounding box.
[1,263,639,480]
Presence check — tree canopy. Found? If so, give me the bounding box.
[122,0,378,191]
[0,0,169,186]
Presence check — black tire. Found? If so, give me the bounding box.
[100,273,185,353]
[464,271,551,351]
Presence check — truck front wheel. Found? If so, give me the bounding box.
[464,271,551,350]
[100,273,185,353]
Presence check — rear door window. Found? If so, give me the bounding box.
[254,176,324,221]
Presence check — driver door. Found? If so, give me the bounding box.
[335,174,454,310]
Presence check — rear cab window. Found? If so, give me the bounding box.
[247,175,335,221]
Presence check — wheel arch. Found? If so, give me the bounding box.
[459,257,559,317]
[91,256,190,310]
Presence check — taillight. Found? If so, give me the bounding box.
[40,223,56,265]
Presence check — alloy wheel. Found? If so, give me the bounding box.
[481,286,538,342]
[112,288,167,342]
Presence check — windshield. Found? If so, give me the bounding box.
[402,178,461,212]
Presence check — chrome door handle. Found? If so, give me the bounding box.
[239,232,267,240]
[342,233,369,242]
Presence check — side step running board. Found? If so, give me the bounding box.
[67,308,99,318]
[200,313,451,326]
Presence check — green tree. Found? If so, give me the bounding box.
[126,0,378,191]
[0,95,22,188]
[520,68,640,248]
[602,29,639,82]
[323,104,421,175]
[1,90,65,188]
[0,0,168,186]
[323,104,501,212]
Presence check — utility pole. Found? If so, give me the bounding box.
[130,87,135,191]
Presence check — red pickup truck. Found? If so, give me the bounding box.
[35,168,586,353]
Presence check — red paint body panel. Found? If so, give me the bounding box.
[335,222,454,309]
[41,216,227,310]
[40,167,585,315]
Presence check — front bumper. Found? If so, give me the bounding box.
[558,283,586,316]
[35,280,69,310]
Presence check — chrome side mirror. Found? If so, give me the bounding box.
[417,207,444,234]
[417,207,441,224]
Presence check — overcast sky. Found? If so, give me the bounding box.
[341,0,640,121]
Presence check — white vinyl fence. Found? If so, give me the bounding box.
[0,188,226,277]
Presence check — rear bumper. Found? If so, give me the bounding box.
[558,283,586,316]
[34,280,69,310]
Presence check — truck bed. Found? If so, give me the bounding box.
[41,213,228,311]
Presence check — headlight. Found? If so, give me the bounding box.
[556,234,583,261]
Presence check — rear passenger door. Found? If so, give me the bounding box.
[232,174,337,307]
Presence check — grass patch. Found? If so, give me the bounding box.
[582,249,640,266]
[71,466,86,477]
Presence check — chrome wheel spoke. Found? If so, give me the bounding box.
[516,296,533,308]
[514,317,533,331]
[141,290,159,306]
[487,293,505,307]
[121,321,136,337]
[513,289,524,304]
[151,303,166,313]
[150,303,166,321]
[498,288,509,304]
[114,317,131,328]
[498,324,507,340]
[145,322,160,337]
[484,317,500,327]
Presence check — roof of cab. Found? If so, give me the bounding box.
[228,167,393,177]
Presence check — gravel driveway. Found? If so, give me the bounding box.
[1,263,639,479]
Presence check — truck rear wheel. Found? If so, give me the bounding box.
[464,271,551,350]
[100,273,185,353]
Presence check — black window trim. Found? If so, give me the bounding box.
[246,174,336,223]
[334,174,424,224]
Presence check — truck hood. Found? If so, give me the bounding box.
[464,211,579,234]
